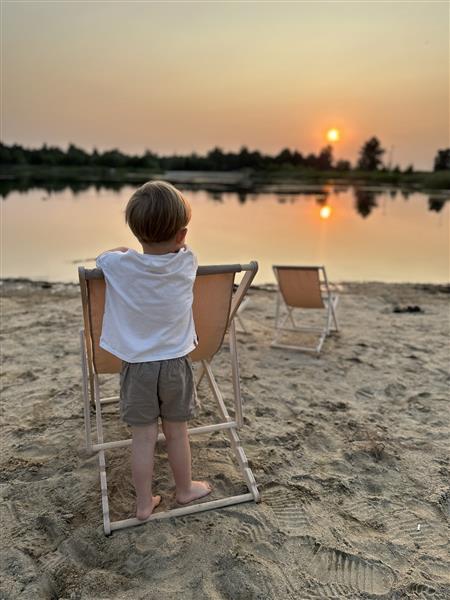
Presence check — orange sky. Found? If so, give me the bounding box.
[2,1,449,169]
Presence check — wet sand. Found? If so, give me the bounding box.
[1,280,449,599]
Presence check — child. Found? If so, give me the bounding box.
[96,180,211,520]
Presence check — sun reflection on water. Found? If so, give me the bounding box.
[320,205,332,219]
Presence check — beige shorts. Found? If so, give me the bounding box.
[120,356,197,426]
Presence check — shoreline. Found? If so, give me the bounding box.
[1,166,450,193]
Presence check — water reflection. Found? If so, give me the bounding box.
[0,177,127,198]
[315,194,329,206]
[1,179,448,221]
[428,195,448,213]
[319,205,332,219]
[237,190,248,204]
[353,188,379,218]
[2,185,448,283]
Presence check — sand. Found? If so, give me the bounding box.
[1,279,449,600]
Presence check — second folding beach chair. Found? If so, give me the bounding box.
[79,261,260,535]
[271,265,339,355]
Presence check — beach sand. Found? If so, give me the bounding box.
[1,280,449,599]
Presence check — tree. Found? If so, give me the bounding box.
[9,144,27,165]
[0,143,12,163]
[207,147,226,170]
[63,143,90,166]
[336,159,351,171]
[304,153,318,169]
[357,137,385,171]
[275,148,294,166]
[433,148,450,171]
[316,146,333,170]
[236,146,261,169]
[97,148,128,168]
[291,150,304,167]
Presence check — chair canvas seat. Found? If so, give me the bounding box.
[79,262,260,535]
[271,265,339,355]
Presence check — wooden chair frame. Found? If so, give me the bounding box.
[235,297,250,333]
[271,265,339,355]
[79,262,260,535]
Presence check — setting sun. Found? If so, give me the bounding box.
[326,128,340,143]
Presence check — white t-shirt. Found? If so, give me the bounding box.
[96,247,198,362]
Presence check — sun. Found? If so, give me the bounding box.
[326,128,340,143]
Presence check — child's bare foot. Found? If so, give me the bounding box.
[136,494,161,521]
[176,481,212,505]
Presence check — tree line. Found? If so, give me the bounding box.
[1,138,449,172]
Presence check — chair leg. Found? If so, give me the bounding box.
[80,330,92,451]
[272,306,291,347]
[203,362,260,503]
[228,426,261,503]
[325,304,333,336]
[275,294,296,330]
[316,302,336,354]
[316,329,327,354]
[229,320,243,428]
[93,375,107,444]
[202,361,231,423]
[331,295,339,331]
[93,375,112,535]
[287,307,297,328]
[274,291,281,329]
[98,450,111,535]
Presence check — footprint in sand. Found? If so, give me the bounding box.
[224,508,274,545]
[404,582,450,600]
[386,508,447,552]
[288,535,396,596]
[214,553,297,600]
[340,496,386,528]
[263,487,311,535]
[299,579,375,599]
[39,550,66,581]
[342,498,448,552]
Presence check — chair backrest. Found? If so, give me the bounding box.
[79,262,258,374]
[273,266,325,309]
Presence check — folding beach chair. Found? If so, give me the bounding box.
[79,262,260,535]
[271,265,339,355]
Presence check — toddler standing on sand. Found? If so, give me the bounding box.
[96,181,211,520]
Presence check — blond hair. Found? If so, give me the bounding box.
[125,181,191,244]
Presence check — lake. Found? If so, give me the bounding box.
[2,184,449,284]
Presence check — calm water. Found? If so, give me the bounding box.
[2,185,449,284]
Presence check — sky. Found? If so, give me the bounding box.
[2,1,449,169]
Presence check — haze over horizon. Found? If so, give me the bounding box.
[2,1,449,170]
